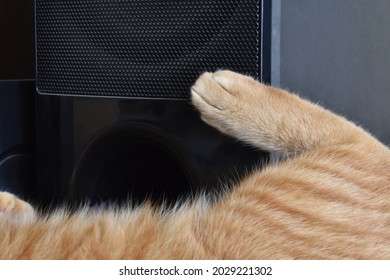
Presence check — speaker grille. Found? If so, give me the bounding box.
[36,0,261,98]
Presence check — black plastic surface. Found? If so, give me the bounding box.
[36,95,267,206]
[0,0,35,80]
[0,81,36,198]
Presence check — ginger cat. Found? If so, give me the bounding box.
[1,70,390,259]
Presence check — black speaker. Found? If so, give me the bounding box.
[35,0,271,206]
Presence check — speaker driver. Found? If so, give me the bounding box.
[70,123,195,205]
[36,0,261,98]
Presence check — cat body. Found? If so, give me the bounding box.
[1,70,390,259]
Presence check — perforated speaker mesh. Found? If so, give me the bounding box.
[36,0,261,98]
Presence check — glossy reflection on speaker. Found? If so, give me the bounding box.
[0,81,36,199]
[35,0,271,206]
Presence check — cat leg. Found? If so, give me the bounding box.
[191,70,379,156]
[0,191,35,220]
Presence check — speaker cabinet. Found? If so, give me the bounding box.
[35,0,271,206]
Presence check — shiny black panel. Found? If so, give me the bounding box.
[36,95,267,206]
[0,81,36,198]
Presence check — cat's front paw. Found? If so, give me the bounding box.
[191,70,265,139]
[0,192,34,218]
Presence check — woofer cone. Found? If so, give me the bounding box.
[71,123,195,205]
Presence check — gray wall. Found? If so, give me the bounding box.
[272,0,390,145]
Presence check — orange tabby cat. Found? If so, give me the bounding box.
[1,70,390,259]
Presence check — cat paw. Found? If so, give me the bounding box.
[191,70,268,141]
[0,192,35,218]
[191,70,362,155]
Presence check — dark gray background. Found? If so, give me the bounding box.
[271,0,390,145]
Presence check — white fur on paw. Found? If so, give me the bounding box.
[0,192,35,220]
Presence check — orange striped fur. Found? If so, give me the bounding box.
[1,70,390,259]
